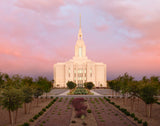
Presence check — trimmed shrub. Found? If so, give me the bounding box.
[87,109,92,113]
[130,113,135,118]
[33,115,39,120]
[29,119,34,122]
[143,121,148,126]
[39,111,43,115]
[120,108,127,113]
[71,120,76,123]
[67,81,76,89]
[110,102,115,105]
[138,119,142,124]
[134,117,138,121]
[42,108,46,112]
[115,105,120,109]
[21,122,30,126]
[125,111,130,116]
[84,82,94,90]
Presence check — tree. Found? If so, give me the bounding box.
[84,82,94,90]
[0,72,4,89]
[128,81,140,110]
[139,83,158,117]
[22,86,33,114]
[120,73,134,104]
[0,88,24,126]
[36,76,52,98]
[33,87,43,106]
[108,78,121,96]
[67,81,76,89]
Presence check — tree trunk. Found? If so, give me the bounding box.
[131,97,133,111]
[15,109,18,124]
[37,98,39,107]
[145,104,148,117]
[133,97,135,111]
[137,97,139,112]
[24,103,27,114]
[148,104,150,118]
[9,110,11,124]
[150,104,152,118]
[46,93,47,99]
[123,95,125,105]
[28,102,32,114]
[11,111,14,126]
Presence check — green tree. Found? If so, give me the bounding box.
[67,81,76,89]
[0,88,24,126]
[35,76,52,97]
[120,73,134,104]
[128,81,140,110]
[0,72,4,89]
[84,82,94,90]
[139,83,158,117]
[33,87,43,106]
[22,86,33,114]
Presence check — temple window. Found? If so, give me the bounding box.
[79,47,82,57]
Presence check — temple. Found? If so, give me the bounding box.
[53,15,107,88]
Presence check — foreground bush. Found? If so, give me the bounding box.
[84,82,94,90]
[67,81,76,89]
[72,98,87,118]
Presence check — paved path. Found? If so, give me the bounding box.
[59,90,70,96]
[90,90,101,96]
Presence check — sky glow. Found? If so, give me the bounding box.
[0,0,160,80]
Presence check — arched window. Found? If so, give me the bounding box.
[79,47,82,57]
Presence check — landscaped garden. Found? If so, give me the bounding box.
[0,72,159,126]
[67,81,94,95]
[69,87,93,95]
[35,97,72,126]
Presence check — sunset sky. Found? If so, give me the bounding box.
[0,0,160,80]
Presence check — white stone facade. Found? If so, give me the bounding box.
[53,16,107,88]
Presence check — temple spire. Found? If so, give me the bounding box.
[78,14,83,40]
[79,14,81,29]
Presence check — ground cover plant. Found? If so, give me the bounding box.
[104,97,145,125]
[68,87,93,95]
[73,87,89,95]
[107,96,160,126]
[88,97,136,126]
[35,97,72,126]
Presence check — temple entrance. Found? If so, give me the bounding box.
[77,83,83,87]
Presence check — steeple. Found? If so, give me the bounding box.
[78,14,83,40]
[74,14,86,58]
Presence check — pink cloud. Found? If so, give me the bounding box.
[15,0,64,14]
[95,25,108,31]
[0,0,160,80]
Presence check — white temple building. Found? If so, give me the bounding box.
[53,16,107,88]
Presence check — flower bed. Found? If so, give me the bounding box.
[35,97,72,126]
[68,87,93,95]
[88,97,136,126]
